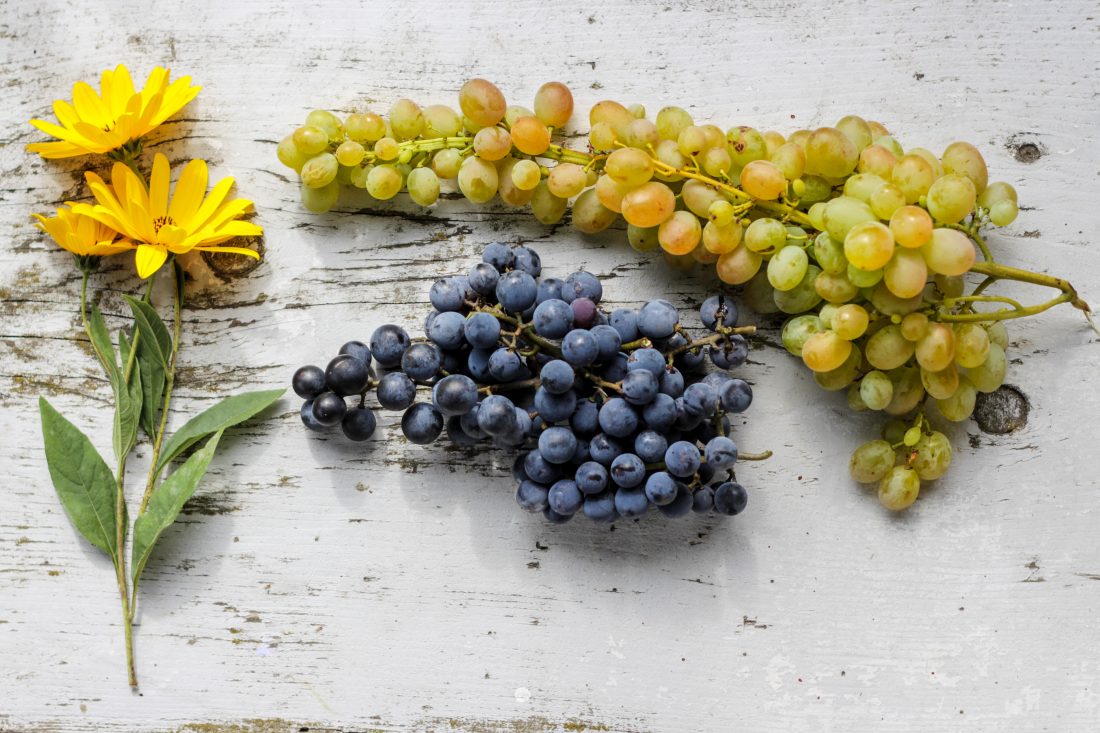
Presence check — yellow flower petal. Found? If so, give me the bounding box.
[71,80,110,129]
[149,153,170,220]
[134,244,168,279]
[186,176,234,231]
[168,159,208,224]
[194,245,260,259]
[26,140,89,159]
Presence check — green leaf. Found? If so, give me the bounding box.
[87,305,119,381]
[120,320,167,438]
[112,331,143,461]
[132,430,223,586]
[123,296,172,370]
[39,397,118,559]
[155,388,284,474]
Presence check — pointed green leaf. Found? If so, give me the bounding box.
[121,322,167,437]
[39,397,118,559]
[87,305,119,381]
[112,331,143,460]
[132,430,223,586]
[123,296,172,370]
[155,389,284,474]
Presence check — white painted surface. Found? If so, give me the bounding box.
[2,1,1099,731]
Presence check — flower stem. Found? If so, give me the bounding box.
[138,261,184,516]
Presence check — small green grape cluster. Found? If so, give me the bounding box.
[277,78,1090,514]
[850,418,953,511]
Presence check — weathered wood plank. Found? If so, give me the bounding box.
[1,1,1098,731]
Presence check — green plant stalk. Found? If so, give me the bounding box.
[138,261,183,518]
[938,260,1093,324]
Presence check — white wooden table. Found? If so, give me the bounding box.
[3,1,1099,730]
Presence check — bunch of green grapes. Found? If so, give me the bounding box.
[277,78,1092,513]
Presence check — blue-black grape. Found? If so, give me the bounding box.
[293,365,327,399]
[464,312,501,349]
[536,277,565,304]
[341,406,377,441]
[659,367,685,397]
[477,394,517,436]
[326,354,369,396]
[376,372,417,410]
[548,479,583,515]
[682,382,718,415]
[401,403,444,444]
[710,335,749,369]
[610,452,646,488]
[621,369,658,405]
[657,485,693,517]
[575,461,609,494]
[641,393,677,432]
[512,246,542,277]
[532,299,574,338]
[338,341,373,369]
[699,295,739,330]
[482,242,514,272]
[664,440,701,477]
[692,485,715,513]
[637,299,679,339]
[583,491,617,522]
[431,374,478,416]
[627,347,665,377]
[312,392,347,426]
[597,398,638,437]
[467,348,493,381]
[538,426,578,464]
[644,471,678,506]
[427,311,466,350]
[468,262,500,296]
[533,386,576,422]
[562,271,603,304]
[570,399,599,436]
[609,308,639,342]
[588,433,622,466]
[705,436,738,469]
[634,430,668,464]
[488,348,527,381]
[561,328,599,366]
[539,359,575,394]
[496,270,538,313]
[516,480,550,512]
[401,343,442,381]
[614,487,650,517]
[590,324,622,361]
[713,481,748,515]
[370,324,410,368]
[720,378,753,413]
[524,450,560,484]
[429,278,464,312]
[300,400,326,431]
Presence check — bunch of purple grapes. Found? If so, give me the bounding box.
[292,243,758,523]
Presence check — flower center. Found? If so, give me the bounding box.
[153,215,175,235]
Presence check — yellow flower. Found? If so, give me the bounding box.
[27,65,200,159]
[33,205,134,258]
[73,153,262,279]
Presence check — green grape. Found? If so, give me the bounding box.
[805,127,859,178]
[681,179,724,218]
[926,174,977,225]
[622,182,676,228]
[892,154,935,204]
[626,118,660,150]
[844,221,895,271]
[814,271,860,304]
[431,148,462,179]
[912,431,952,480]
[305,110,343,140]
[677,126,708,157]
[293,125,329,155]
[708,200,736,227]
[547,163,588,199]
[884,366,925,415]
[869,184,906,219]
[850,440,896,483]
[335,141,365,167]
[534,81,573,127]
[882,419,907,444]
[900,312,929,341]
[933,273,966,299]
[726,126,768,167]
[277,135,311,171]
[301,153,339,188]
[870,282,923,316]
[813,232,847,275]
[366,164,403,200]
[348,165,370,189]
[801,328,852,372]
[858,144,898,179]
[799,175,833,205]
[941,141,989,193]
[903,427,921,447]
[572,188,618,234]
[530,181,567,224]
[875,135,904,158]
[511,116,551,155]
[878,465,920,510]
[457,156,499,203]
[389,99,425,140]
[504,104,534,128]
[656,106,694,141]
[497,159,536,207]
[627,223,659,252]
[908,147,944,180]
[345,112,387,143]
[834,303,869,340]
[716,245,762,285]
[866,324,914,370]
[762,130,786,155]
[407,167,440,206]
[818,304,839,329]
[335,164,355,185]
[605,147,654,187]
[846,263,883,288]
[847,383,869,411]
[473,126,512,161]
[653,139,687,178]
[744,217,787,254]
[770,142,806,181]
[300,180,340,213]
[702,146,733,177]
[814,342,861,391]
[969,342,1007,393]
[989,200,1018,226]
[657,210,702,255]
[883,248,928,299]
[836,115,873,151]
[741,159,786,200]
[374,137,400,161]
[589,121,618,151]
[807,202,828,231]
[510,159,542,191]
[843,172,887,202]
[921,363,959,400]
[978,181,1017,209]
[985,321,1009,348]
[915,323,956,371]
[860,370,894,410]
[954,323,991,368]
[423,104,462,137]
[774,265,823,314]
[744,271,781,314]
[937,374,977,421]
[767,245,809,291]
[823,196,876,243]
[628,103,646,119]
[459,78,507,128]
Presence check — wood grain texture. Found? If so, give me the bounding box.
[2,1,1099,731]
